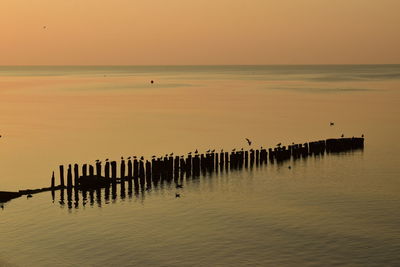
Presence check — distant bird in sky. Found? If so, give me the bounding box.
[276,143,282,147]
[341,134,344,138]
[0,135,2,138]
[245,138,252,146]
[330,122,335,126]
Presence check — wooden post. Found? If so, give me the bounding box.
[120,159,126,180]
[111,161,117,182]
[51,171,55,189]
[74,164,79,187]
[67,164,73,189]
[82,164,87,177]
[105,162,110,179]
[59,165,65,187]
[96,162,102,177]
[89,165,94,177]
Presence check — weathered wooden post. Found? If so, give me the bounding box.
[111,161,117,182]
[120,159,126,180]
[89,165,94,177]
[82,164,87,177]
[74,164,79,188]
[51,171,55,189]
[67,164,73,189]
[96,162,102,177]
[128,160,133,179]
[59,165,65,187]
[105,162,110,179]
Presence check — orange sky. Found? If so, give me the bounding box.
[1,0,399,65]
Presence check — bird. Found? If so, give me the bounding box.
[245,138,252,146]
[127,156,131,160]
[170,153,173,156]
[330,122,335,126]
[276,143,282,147]
[27,194,33,198]
[361,134,364,138]
[43,26,47,29]
[95,159,100,162]
[232,148,236,152]
[152,155,156,158]
[176,184,183,189]
[288,166,291,169]
[133,156,137,159]
[188,152,192,155]
[211,149,215,153]
[121,156,124,160]
[195,149,198,154]
[151,80,154,84]
[140,156,144,160]
[207,149,211,153]
[175,193,181,198]
[341,134,344,138]
[0,135,2,138]
[105,158,109,161]
[241,148,244,151]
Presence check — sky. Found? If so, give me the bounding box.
[0,0,399,65]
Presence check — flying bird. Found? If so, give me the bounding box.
[245,138,252,146]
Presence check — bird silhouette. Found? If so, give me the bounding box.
[121,156,124,160]
[151,80,154,84]
[330,122,335,126]
[152,155,156,158]
[341,134,344,138]
[170,153,173,156]
[207,149,211,153]
[361,134,364,138]
[245,138,252,146]
[127,156,131,160]
[105,158,109,161]
[95,159,100,162]
[195,149,198,154]
[276,143,282,147]
[211,149,215,153]
[140,156,144,160]
[232,148,236,152]
[188,152,192,155]
[221,149,224,153]
[175,193,181,198]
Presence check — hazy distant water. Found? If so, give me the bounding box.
[1,65,400,266]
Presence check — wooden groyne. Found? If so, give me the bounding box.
[0,137,364,203]
[52,137,364,191]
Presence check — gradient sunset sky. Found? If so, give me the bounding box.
[1,0,399,65]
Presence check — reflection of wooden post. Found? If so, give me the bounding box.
[74,164,79,187]
[51,171,55,189]
[67,164,73,188]
[59,165,65,187]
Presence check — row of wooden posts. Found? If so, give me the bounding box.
[51,137,364,190]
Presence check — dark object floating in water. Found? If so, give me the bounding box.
[330,122,334,126]
[151,80,154,84]
[175,193,181,198]
[27,194,33,198]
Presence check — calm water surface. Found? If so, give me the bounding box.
[1,65,400,266]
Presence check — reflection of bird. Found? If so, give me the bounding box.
[276,143,282,147]
[175,193,181,198]
[341,134,344,138]
[245,138,252,146]
[330,122,334,126]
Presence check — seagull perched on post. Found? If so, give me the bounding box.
[341,134,344,138]
[276,143,282,147]
[245,138,252,146]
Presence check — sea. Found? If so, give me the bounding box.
[0,65,399,266]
